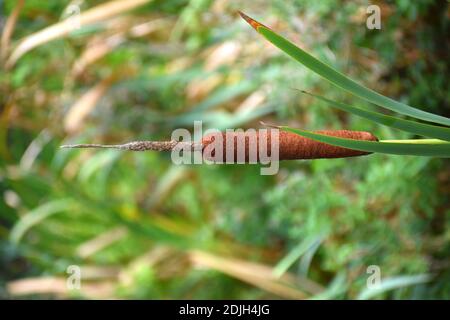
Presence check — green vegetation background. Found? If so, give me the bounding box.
[0,0,448,299]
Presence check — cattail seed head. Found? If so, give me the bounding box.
[201,129,378,162]
[61,129,378,162]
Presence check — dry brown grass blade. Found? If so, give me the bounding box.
[72,18,170,77]
[204,41,241,71]
[128,17,170,37]
[7,277,116,299]
[72,33,126,77]
[146,166,189,208]
[76,226,128,259]
[64,76,114,134]
[186,74,222,101]
[189,250,321,299]
[235,90,267,114]
[185,41,241,101]
[1,0,25,62]
[119,246,173,286]
[0,99,17,161]
[6,0,152,68]
[77,265,120,280]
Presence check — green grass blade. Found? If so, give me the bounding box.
[273,235,323,278]
[300,91,450,141]
[281,126,450,157]
[10,199,75,244]
[381,139,442,144]
[239,12,450,126]
[357,274,431,300]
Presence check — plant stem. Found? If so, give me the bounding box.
[60,141,203,151]
[380,139,449,144]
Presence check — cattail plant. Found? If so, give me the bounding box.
[62,12,450,159]
[61,128,378,161]
[237,12,450,157]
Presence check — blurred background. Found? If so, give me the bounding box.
[0,0,449,299]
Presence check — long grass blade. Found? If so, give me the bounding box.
[189,250,317,299]
[300,91,450,141]
[357,274,431,300]
[64,77,114,134]
[10,199,75,244]
[273,235,324,278]
[280,126,450,157]
[1,0,25,61]
[239,12,450,127]
[6,0,152,67]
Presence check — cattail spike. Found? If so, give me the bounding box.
[60,141,203,152]
[60,143,123,149]
[61,130,378,160]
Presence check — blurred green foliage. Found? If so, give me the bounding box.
[0,0,449,299]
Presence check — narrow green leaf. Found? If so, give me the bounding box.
[10,199,75,244]
[300,91,450,141]
[273,235,324,278]
[357,274,431,300]
[239,12,450,126]
[281,126,450,157]
[309,272,348,300]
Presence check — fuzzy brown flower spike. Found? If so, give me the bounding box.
[61,130,378,161]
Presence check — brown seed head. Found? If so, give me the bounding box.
[201,130,378,162]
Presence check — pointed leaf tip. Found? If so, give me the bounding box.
[238,11,266,31]
[260,121,280,129]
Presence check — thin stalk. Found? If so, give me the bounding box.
[380,139,448,144]
[60,141,203,151]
